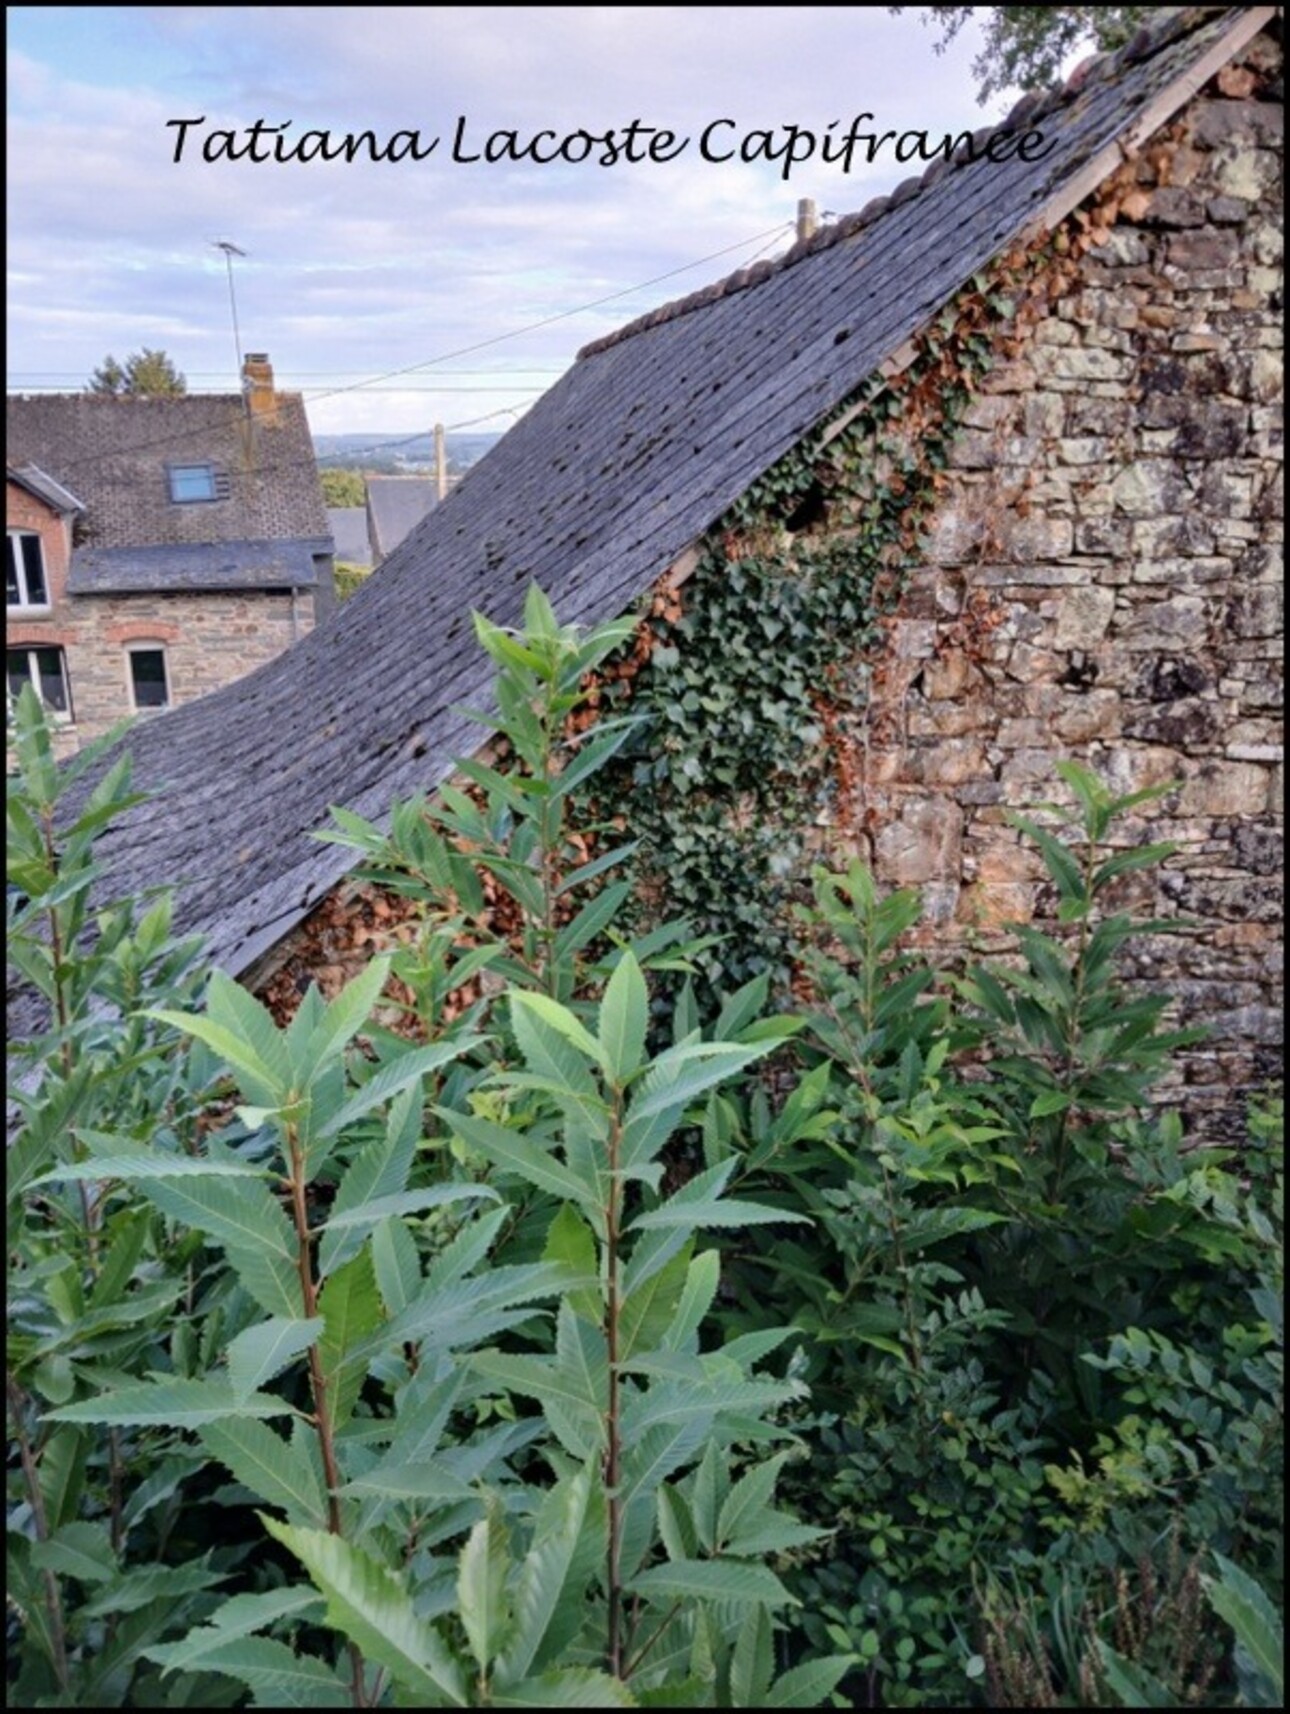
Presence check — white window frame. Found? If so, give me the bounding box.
[7,644,73,723]
[7,530,50,610]
[125,643,171,713]
[166,462,219,503]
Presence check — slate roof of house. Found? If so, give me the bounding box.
[327,507,372,567]
[366,477,439,561]
[7,462,86,516]
[40,5,1276,988]
[5,387,329,556]
[65,538,333,596]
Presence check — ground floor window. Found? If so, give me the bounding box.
[127,645,169,710]
[7,645,73,720]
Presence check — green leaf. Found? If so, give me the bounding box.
[262,1517,468,1705]
[493,1668,637,1706]
[731,1606,774,1707]
[134,1174,303,1319]
[144,1587,323,1673]
[764,1655,858,1707]
[718,1452,791,1552]
[37,1426,86,1531]
[372,1215,422,1318]
[660,1251,721,1352]
[32,1149,270,1185]
[497,1464,603,1683]
[510,992,603,1069]
[543,1205,601,1325]
[199,1418,327,1525]
[338,1462,476,1504]
[150,1634,349,1706]
[458,1503,512,1674]
[1205,1554,1283,1702]
[30,1520,115,1583]
[318,1247,383,1428]
[1096,1642,1177,1707]
[297,956,391,1082]
[443,1109,595,1210]
[80,1557,226,1617]
[598,949,649,1085]
[316,1040,476,1141]
[143,1006,283,1109]
[47,1378,296,1428]
[627,1558,796,1606]
[226,1317,323,1400]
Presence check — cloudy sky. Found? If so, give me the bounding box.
[7,6,1046,438]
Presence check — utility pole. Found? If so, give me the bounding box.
[211,239,248,380]
[434,422,447,501]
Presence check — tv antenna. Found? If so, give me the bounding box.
[211,239,248,378]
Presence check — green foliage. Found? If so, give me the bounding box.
[581,272,1004,1012]
[8,598,850,1707]
[714,770,1283,1706]
[320,468,368,509]
[890,6,1155,105]
[86,348,188,396]
[334,562,372,601]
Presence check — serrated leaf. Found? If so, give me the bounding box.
[764,1654,858,1707]
[149,1634,348,1706]
[81,1557,226,1617]
[599,950,648,1085]
[458,1504,512,1673]
[262,1517,468,1705]
[318,1247,383,1428]
[438,1110,594,1211]
[1204,1554,1283,1700]
[494,1667,637,1706]
[627,1557,795,1607]
[47,1378,296,1428]
[316,1040,476,1142]
[133,1175,302,1319]
[30,1520,115,1583]
[199,1418,327,1525]
[338,1461,476,1503]
[372,1216,422,1318]
[497,1464,603,1683]
[31,1150,270,1185]
[731,1606,774,1706]
[660,1251,721,1353]
[717,1452,790,1552]
[226,1318,323,1400]
[143,1587,323,1673]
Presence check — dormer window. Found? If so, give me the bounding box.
[7,531,49,608]
[167,462,222,503]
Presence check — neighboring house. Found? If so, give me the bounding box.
[30,8,1283,1136]
[6,354,333,753]
[365,476,439,564]
[326,507,372,569]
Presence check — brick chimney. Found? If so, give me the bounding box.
[241,352,277,420]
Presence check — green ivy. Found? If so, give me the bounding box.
[580,287,1007,1010]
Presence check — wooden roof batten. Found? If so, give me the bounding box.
[37,6,1276,999]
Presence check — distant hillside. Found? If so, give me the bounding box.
[313,430,502,475]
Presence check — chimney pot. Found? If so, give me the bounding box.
[242,353,276,418]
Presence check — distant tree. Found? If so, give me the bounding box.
[86,348,187,397]
[891,6,1154,104]
[333,562,372,601]
[319,468,367,508]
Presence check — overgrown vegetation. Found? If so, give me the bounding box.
[7,595,1282,1707]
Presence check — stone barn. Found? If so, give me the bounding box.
[38,5,1282,1140]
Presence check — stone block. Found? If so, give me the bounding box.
[1227,584,1283,639]
[1110,462,1189,517]
[1121,597,1209,651]
[1053,585,1116,650]
[874,796,963,885]
[1179,760,1274,817]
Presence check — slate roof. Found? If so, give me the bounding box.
[39,5,1275,988]
[65,538,332,596]
[366,477,439,562]
[7,462,86,516]
[5,387,329,553]
[327,507,372,567]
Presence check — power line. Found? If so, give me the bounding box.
[8,219,794,480]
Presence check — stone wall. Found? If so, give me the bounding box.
[856,49,1283,1137]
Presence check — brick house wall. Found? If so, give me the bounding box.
[7,477,78,758]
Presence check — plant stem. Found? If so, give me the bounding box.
[7,1372,71,1696]
[285,1125,366,1709]
[604,1094,624,1678]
